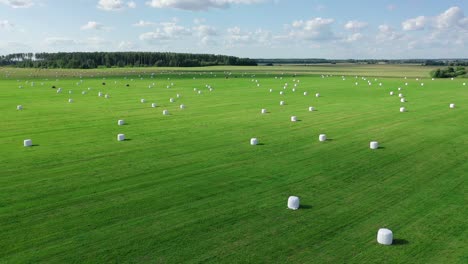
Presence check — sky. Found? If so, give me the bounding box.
[0,0,467,59]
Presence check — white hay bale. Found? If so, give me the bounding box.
[24,139,32,147]
[319,134,327,142]
[304,92,308,96]
[308,106,315,111]
[400,98,406,103]
[315,93,320,97]
[370,141,379,149]
[269,89,273,92]
[377,228,393,245]
[379,83,382,86]
[280,101,285,106]
[291,116,297,122]
[88,87,92,90]
[463,83,466,86]
[449,103,455,109]
[389,91,394,96]
[176,94,181,98]
[432,78,435,81]
[17,105,23,110]
[82,91,86,95]
[261,109,267,114]
[250,138,258,145]
[193,88,197,91]
[68,99,73,103]
[355,82,358,85]
[198,90,202,94]
[280,91,284,95]
[163,110,169,115]
[118,120,125,126]
[151,103,157,108]
[105,94,110,99]
[292,88,296,92]
[57,88,62,93]
[180,104,185,109]
[398,93,403,98]
[69,90,72,94]
[141,99,146,103]
[287,196,300,210]
[421,83,424,86]
[400,107,406,112]
[170,98,175,103]
[98,92,103,97]
[117,134,125,141]
[405,82,408,86]
[398,87,402,91]
[451,77,454,81]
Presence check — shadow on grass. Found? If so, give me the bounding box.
[123,139,132,141]
[300,204,313,209]
[378,146,385,149]
[31,144,40,147]
[393,239,409,246]
[256,143,266,146]
[325,138,334,141]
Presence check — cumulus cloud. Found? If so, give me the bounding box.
[133,20,156,27]
[145,0,263,11]
[80,21,105,30]
[225,27,272,47]
[377,24,404,42]
[0,0,34,8]
[289,18,336,41]
[97,0,135,11]
[344,20,368,31]
[140,21,191,42]
[402,16,427,31]
[0,20,14,30]
[434,6,466,29]
[343,33,363,43]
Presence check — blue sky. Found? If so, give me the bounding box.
[0,0,467,58]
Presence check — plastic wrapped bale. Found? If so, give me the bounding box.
[405,82,408,86]
[176,94,181,98]
[304,92,308,96]
[449,103,455,109]
[463,83,466,86]
[377,228,393,245]
[389,91,394,96]
[291,116,297,122]
[117,134,125,141]
[280,91,284,95]
[292,88,296,92]
[69,90,72,94]
[421,83,424,86]
[163,110,169,115]
[250,138,258,145]
[400,98,406,103]
[398,87,402,91]
[118,120,125,126]
[105,94,110,99]
[280,101,285,106]
[309,106,315,112]
[141,99,146,103]
[68,99,73,103]
[180,104,185,109]
[269,89,273,92]
[370,141,379,149]
[151,103,157,108]
[261,109,267,114]
[57,88,62,93]
[319,134,327,142]
[24,139,32,147]
[287,196,300,210]
[17,105,23,110]
[400,107,406,112]
[82,91,86,95]
[98,92,103,97]
[198,90,202,94]
[316,93,320,97]
[398,93,403,98]
[170,98,175,103]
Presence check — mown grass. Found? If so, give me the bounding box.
[0,66,466,263]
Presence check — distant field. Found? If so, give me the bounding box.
[0,63,444,78]
[0,65,466,263]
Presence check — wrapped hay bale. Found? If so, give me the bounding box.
[261,109,267,114]
[319,134,327,142]
[180,104,185,109]
[398,93,403,98]
[280,101,285,106]
[163,110,169,115]
[105,94,110,99]
[250,138,258,145]
[400,98,406,103]
[17,105,23,110]
[117,134,125,141]
[24,139,32,147]
[449,103,455,109]
[389,91,394,96]
[304,92,308,96]
[118,120,125,126]
[151,103,157,108]
[308,106,315,111]
[377,228,393,245]
[280,91,284,95]
[141,99,146,103]
[98,92,103,97]
[170,98,175,103]
[287,196,300,210]
[68,99,73,103]
[400,107,406,112]
[316,93,320,97]
[370,141,379,149]
[291,116,297,122]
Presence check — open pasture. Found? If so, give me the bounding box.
[0,66,466,263]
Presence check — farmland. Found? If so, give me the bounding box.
[0,65,466,263]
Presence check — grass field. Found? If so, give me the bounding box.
[0,65,467,263]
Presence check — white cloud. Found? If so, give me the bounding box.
[434,6,465,29]
[118,41,135,50]
[289,17,336,41]
[0,20,14,30]
[97,0,135,11]
[344,20,368,31]
[402,16,427,31]
[133,20,156,27]
[376,24,404,42]
[140,21,191,42]
[344,33,363,43]
[225,27,272,47]
[81,21,104,30]
[0,0,34,8]
[145,0,263,11]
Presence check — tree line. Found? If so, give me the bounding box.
[0,52,257,68]
[430,66,466,78]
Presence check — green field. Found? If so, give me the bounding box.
[0,65,466,263]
